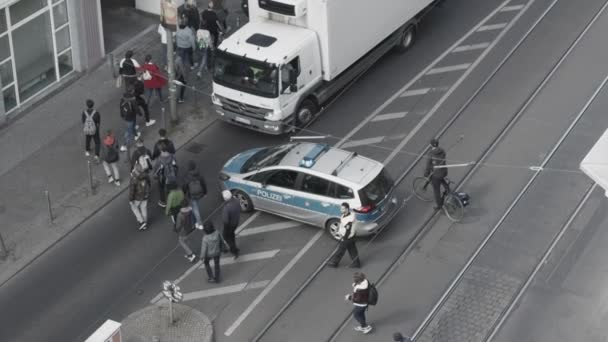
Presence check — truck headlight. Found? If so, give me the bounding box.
[264,111,275,120]
[211,93,222,106]
[264,123,281,132]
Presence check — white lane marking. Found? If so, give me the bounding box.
[180,280,271,302]
[212,249,280,267]
[341,136,385,149]
[149,212,261,304]
[239,221,301,236]
[383,1,533,164]
[500,4,524,11]
[235,211,261,235]
[400,88,431,97]
[427,63,471,75]
[477,23,508,31]
[224,230,324,336]
[452,43,490,52]
[371,112,409,122]
[336,0,513,148]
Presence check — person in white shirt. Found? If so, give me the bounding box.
[158,24,168,68]
[119,50,141,91]
[327,202,361,268]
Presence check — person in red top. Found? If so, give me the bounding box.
[141,54,167,105]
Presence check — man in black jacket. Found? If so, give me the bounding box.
[82,99,101,160]
[221,190,241,259]
[183,160,207,229]
[152,128,176,160]
[119,89,140,152]
[424,138,449,210]
[201,1,222,48]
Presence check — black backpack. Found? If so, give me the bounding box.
[120,98,134,119]
[188,178,207,199]
[120,58,136,76]
[367,283,379,306]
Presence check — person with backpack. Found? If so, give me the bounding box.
[130,138,153,173]
[152,129,176,160]
[154,143,178,207]
[200,221,223,283]
[175,199,197,262]
[101,130,121,186]
[129,166,151,230]
[165,182,185,227]
[327,202,361,268]
[132,78,156,127]
[183,160,207,229]
[119,50,141,91]
[195,28,213,78]
[222,190,241,259]
[82,99,101,161]
[424,138,449,210]
[119,89,140,152]
[345,272,373,334]
[141,54,167,105]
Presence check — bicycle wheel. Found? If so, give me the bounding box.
[443,193,464,222]
[413,177,433,202]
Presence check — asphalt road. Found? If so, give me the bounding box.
[1,0,607,341]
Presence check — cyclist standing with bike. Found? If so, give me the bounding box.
[424,138,449,210]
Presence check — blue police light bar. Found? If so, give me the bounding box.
[299,144,330,168]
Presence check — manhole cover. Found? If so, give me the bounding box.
[186,142,205,154]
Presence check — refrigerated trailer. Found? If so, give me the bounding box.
[212,0,439,134]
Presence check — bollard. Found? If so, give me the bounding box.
[193,84,198,110]
[0,231,8,258]
[87,161,95,193]
[236,16,240,28]
[109,53,116,78]
[169,300,174,325]
[161,107,167,131]
[45,190,53,222]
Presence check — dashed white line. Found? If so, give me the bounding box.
[341,136,385,149]
[452,42,490,52]
[215,249,280,266]
[477,23,508,31]
[235,211,261,235]
[239,221,301,236]
[371,112,409,122]
[400,88,431,97]
[427,63,471,75]
[224,230,324,336]
[500,4,524,11]
[181,280,271,302]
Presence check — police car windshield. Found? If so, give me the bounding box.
[241,144,297,173]
[359,169,393,206]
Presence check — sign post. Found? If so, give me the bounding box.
[160,0,179,124]
[162,280,183,325]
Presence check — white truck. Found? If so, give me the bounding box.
[211,0,438,134]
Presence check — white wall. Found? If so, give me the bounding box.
[136,0,185,15]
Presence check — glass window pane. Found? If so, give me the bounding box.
[57,49,72,77]
[52,1,68,28]
[55,25,70,53]
[0,60,14,86]
[9,0,47,25]
[0,9,7,34]
[301,174,330,196]
[3,85,17,112]
[13,12,56,101]
[0,35,9,61]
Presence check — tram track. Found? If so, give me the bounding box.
[252,0,608,340]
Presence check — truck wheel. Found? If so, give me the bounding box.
[395,25,415,53]
[233,189,254,213]
[295,99,317,129]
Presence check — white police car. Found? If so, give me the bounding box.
[219,143,400,240]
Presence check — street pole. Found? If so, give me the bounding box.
[167,31,178,125]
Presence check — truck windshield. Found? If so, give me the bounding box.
[213,51,278,98]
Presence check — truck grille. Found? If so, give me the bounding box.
[218,95,268,119]
[258,0,296,16]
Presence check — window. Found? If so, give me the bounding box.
[9,0,47,25]
[0,35,9,61]
[330,182,354,199]
[300,174,330,196]
[57,50,72,76]
[55,25,70,53]
[52,1,68,28]
[245,170,272,183]
[0,8,7,34]
[0,60,14,86]
[359,169,393,206]
[2,85,16,112]
[281,57,300,92]
[266,170,298,189]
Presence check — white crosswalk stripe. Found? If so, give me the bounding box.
[178,281,271,302]
[500,4,524,12]
[239,221,301,236]
[341,136,385,149]
[371,112,408,122]
[477,23,508,31]
[400,88,431,97]
[452,43,490,52]
[427,63,471,75]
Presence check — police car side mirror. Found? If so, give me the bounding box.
[261,181,267,188]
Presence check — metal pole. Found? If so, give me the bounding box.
[45,190,53,222]
[161,106,167,130]
[167,31,178,124]
[87,161,94,193]
[169,300,174,325]
[109,53,116,78]
[0,231,8,258]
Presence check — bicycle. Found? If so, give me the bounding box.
[412,176,465,222]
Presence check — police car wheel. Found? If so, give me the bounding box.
[325,218,342,241]
[233,190,253,213]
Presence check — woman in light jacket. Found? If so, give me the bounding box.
[200,221,223,283]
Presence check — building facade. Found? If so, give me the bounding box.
[0,0,104,123]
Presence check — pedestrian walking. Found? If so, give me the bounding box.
[221,190,241,259]
[184,2,201,32]
[130,138,153,173]
[129,166,151,230]
[82,99,101,161]
[183,160,207,229]
[154,143,178,207]
[119,89,140,152]
[158,24,169,69]
[101,130,121,186]
[152,128,176,160]
[345,272,373,334]
[201,1,222,48]
[195,28,212,78]
[200,221,223,283]
[141,54,167,105]
[166,182,185,226]
[327,202,361,268]
[175,56,187,103]
[424,138,448,210]
[175,199,197,262]
[132,78,156,127]
[176,20,196,69]
[119,50,140,91]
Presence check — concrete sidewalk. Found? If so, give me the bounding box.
[0,24,216,286]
